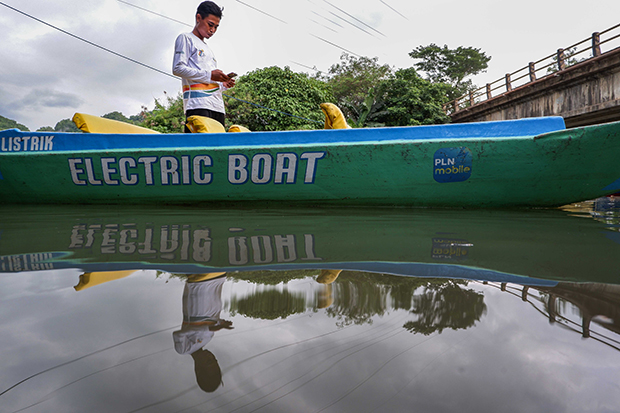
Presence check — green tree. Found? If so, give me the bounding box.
[228,289,307,320]
[344,87,387,128]
[373,68,451,126]
[102,111,134,124]
[54,118,81,132]
[225,66,333,131]
[324,53,392,124]
[36,126,55,132]
[0,115,29,131]
[403,281,487,335]
[409,44,491,97]
[229,269,317,285]
[129,112,146,125]
[140,92,185,133]
[546,47,584,74]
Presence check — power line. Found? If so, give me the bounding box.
[311,34,362,57]
[323,0,386,37]
[380,0,408,20]
[0,1,178,80]
[0,323,176,397]
[118,0,192,27]
[0,1,322,126]
[290,60,320,72]
[327,10,376,38]
[235,0,287,24]
[311,10,344,29]
[379,0,408,21]
[310,18,338,34]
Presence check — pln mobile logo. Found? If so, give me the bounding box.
[433,147,472,183]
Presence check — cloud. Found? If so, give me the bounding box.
[12,89,84,110]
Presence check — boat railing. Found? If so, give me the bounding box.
[443,23,620,115]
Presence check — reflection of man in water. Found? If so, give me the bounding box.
[317,270,342,309]
[173,273,233,393]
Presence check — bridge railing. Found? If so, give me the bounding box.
[444,23,620,115]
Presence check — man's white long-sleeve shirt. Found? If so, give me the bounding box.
[172,32,226,114]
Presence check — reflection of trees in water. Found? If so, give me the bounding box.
[325,271,423,327]
[225,270,314,320]
[229,269,315,285]
[403,281,487,335]
[327,272,487,334]
[225,270,488,334]
[228,288,307,320]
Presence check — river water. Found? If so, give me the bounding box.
[1,199,619,413]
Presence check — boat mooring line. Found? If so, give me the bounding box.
[0,2,323,126]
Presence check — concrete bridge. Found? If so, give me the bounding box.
[448,24,620,128]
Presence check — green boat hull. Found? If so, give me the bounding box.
[1,118,619,206]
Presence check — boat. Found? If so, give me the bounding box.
[1,107,620,207]
[1,203,619,286]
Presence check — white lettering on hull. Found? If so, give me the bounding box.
[68,224,324,266]
[1,136,54,152]
[67,152,325,187]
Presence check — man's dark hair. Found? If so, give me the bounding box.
[197,1,223,19]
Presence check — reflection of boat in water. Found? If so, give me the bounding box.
[1,204,619,286]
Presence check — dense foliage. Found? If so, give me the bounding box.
[53,118,81,132]
[374,68,451,126]
[102,110,143,124]
[141,92,185,133]
[409,43,491,99]
[0,115,29,131]
[324,53,392,124]
[323,55,450,127]
[225,66,333,131]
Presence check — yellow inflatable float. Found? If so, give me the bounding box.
[72,103,349,133]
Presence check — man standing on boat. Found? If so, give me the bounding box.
[173,1,235,132]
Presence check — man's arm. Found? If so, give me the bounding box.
[172,35,230,83]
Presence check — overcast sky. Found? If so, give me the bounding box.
[1,0,618,130]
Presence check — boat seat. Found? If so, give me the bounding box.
[186,115,226,133]
[321,103,350,129]
[72,113,160,134]
[228,124,251,132]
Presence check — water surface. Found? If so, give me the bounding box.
[1,200,619,412]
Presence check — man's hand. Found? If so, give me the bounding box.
[211,69,230,82]
[209,319,234,331]
[223,78,236,89]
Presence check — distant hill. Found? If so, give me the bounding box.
[1,111,144,134]
[54,118,80,132]
[0,115,29,131]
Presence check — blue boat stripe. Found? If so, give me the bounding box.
[603,177,620,192]
[0,116,568,151]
